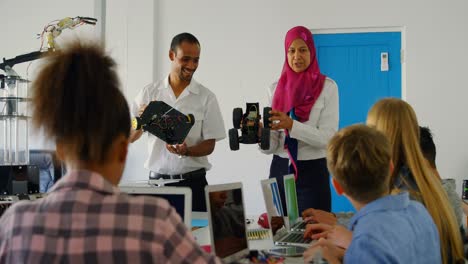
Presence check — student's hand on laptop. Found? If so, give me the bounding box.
[304,224,352,250]
[304,223,333,240]
[326,225,352,250]
[303,238,343,264]
[302,208,337,226]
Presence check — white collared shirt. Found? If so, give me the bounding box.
[132,77,226,174]
[261,78,339,160]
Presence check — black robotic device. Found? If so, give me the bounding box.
[229,103,271,151]
[132,101,195,145]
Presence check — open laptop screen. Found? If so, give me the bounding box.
[119,186,192,229]
[261,178,284,218]
[205,183,249,262]
[284,174,300,227]
[261,178,288,234]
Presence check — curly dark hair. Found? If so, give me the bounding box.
[31,40,130,162]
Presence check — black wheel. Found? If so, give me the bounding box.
[229,128,240,151]
[233,108,243,129]
[132,117,142,130]
[260,128,270,150]
[263,107,272,129]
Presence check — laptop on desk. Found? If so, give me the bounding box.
[205,182,250,263]
[119,186,192,229]
[261,177,312,248]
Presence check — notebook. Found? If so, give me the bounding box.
[205,182,249,263]
[119,186,192,229]
[261,177,312,247]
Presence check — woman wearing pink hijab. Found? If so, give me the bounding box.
[261,26,339,214]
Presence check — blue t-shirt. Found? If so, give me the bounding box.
[345,192,441,263]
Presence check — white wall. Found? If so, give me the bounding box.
[105,0,154,183]
[4,0,468,216]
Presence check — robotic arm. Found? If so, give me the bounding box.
[0,16,97,73]
[1,16,97,87]
[42,16,97,50]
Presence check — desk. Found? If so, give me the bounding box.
[191,221,304,264]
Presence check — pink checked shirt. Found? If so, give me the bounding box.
[0,170,222,264]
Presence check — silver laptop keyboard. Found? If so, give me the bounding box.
[282,232,311,244]
[291,220,318,232]
[292,221,307,230]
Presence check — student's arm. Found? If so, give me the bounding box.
[302,208,338,225]
[303,238,344,264]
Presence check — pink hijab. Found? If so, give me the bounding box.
[272,26,326,122]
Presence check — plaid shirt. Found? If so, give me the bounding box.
[0,170,222,264]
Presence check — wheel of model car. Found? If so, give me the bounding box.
[233,108,243,129]
[260,128,270,150]
[263,107,272,129]
[229,128,240,151]
[186,113,195,125]
[132,116,142,130]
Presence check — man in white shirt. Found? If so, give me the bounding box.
[130,33,226,211]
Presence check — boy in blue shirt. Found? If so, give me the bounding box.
[303,124,441,263]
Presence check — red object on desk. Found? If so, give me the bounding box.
[200,245,211,253]
[257,212,269,228]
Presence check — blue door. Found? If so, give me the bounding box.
[313,32,402,212]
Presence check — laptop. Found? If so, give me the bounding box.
[119,186,192,229]
[205,182,249,263]
[283,174,310,232]
[261,177,312,247]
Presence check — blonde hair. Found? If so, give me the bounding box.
[367,98,463,264]
[327,125,392,203]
